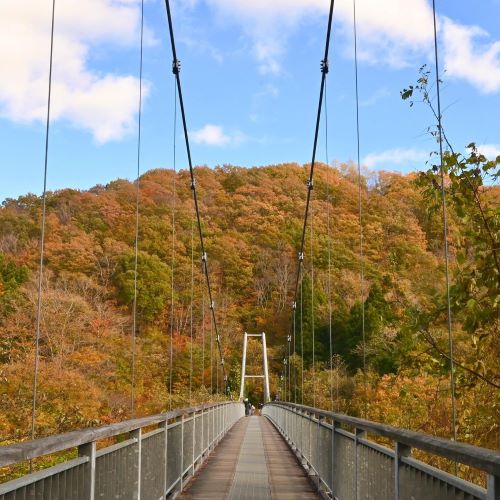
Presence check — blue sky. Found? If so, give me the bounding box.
[1,0,499,202]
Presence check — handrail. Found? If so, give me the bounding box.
[0,401,235,468]
[265,402,500,476]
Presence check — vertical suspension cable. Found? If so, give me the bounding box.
[189,209,194,405]
[31,0,56,444]
[353,0,367,418]
[131,0,145,418]
[310,187,316,408]
[168,82,177,411]
[432,0,457,445]
[300,269,304,404]
[293,301,297,403]
[210,310,214,394]
[201,277,205,388]
[325,81,335,413]
[287,331,291,401]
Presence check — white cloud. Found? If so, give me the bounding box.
[191,124,230,146]
[182,0,500,93]
[0,0,149,143]
[191,124,248,147]
[186,0,435,73]
[442,18,500,93]
[363,148,428,169]
[477,144,500,159]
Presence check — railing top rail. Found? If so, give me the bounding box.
[0,400,240,468]
[265,402,500,476]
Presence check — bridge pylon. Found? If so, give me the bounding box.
[239,332,270,403]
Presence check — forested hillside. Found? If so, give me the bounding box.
[0,162,498,481]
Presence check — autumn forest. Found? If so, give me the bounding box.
[0,157,498,482]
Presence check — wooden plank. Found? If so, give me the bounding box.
[260,417,319,499]
[179,417,249,499]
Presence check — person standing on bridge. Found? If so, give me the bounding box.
[244,398,251,416]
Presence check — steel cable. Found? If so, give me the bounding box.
[131,0,144,418]
[168,82,177,411]
[189,210,194,405]
[164,0,227,393]
[287,0,335,407]
[432,0,457,446]
[325,81,335,412]
[353,0,367,418]
[31,0,56,445]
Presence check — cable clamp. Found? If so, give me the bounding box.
[209,300,215,310]
[220,358,225,366]
[201,252,207,263]
[287,335,291,343]
[216,334,220,343]
[172,59,181,75]
[190,179,196,190]
[298,252,304,262]
[283,358,288,365]
[321,59,329,74]
[307,179,314,190]
[292,301,296,310]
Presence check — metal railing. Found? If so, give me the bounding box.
[0,401,244,499]
[263,402,500,500]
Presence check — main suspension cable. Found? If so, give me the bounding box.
[353,0,367,418]
[31,0,56,444]
[432,0,457,444]
[164,0,227,393]
[289,1,335,401]
[131,0,145,418]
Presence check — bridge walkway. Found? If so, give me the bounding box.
[179,415,319,499]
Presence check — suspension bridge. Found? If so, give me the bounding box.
[0,0,499,499]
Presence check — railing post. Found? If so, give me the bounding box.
[78,441,96,500]
[354,428,366,500]
[180,415,185,492]
[211,406,214,450]
[487,474,499,500]
[130,428,142,500]
[192,410,196,476]
[162,419,168,499]
[331,418,339,498]
[201,408,204,458]
[394,442,411,500]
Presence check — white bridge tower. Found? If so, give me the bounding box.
[239,332,270,403]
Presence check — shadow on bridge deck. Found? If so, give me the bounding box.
[179,416,319,499]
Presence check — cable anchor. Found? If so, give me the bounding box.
[172,59,181,75]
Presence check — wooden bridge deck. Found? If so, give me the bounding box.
[180,416,320,500]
